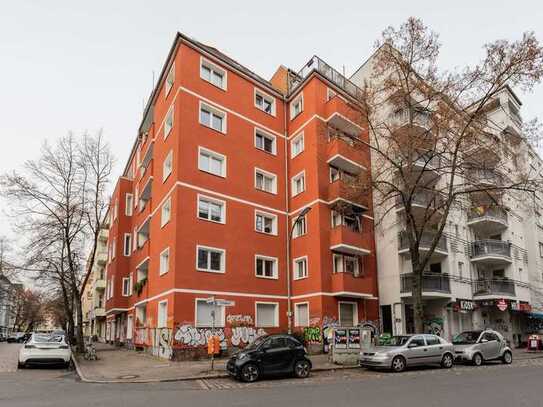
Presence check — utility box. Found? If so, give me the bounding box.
[330,327,369,365]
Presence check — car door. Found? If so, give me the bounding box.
[424,335,445,363]
[479,332,500,360]
[260,337,293,374]
[404,335,428,365]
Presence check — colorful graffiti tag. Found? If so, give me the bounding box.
[173,324,266,348]
[303,326,322,344]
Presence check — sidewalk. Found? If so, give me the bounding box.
[73,343,353,383]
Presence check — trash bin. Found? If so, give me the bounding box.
[527,335,542,351]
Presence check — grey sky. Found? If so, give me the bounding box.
[1,0,542,242]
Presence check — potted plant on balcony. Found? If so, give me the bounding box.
[133,278,147,296]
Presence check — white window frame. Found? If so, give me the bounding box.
[195,298,226,328]
[294,302,310,327]
[254,88,276,116]
[333,253,360,275]
[159,247,170,276]
[254,210,278,236]
[255,255,278,280]
[290,93,304,119]
[291,171,306,196]
[164,105,174,139]
[338,301,358,327]
[111,238,116,260]
[165,63,175,96]
[200,57,227,91]
[157,300,168,328]
[122,277,131,297]
[255,302,279,328]
[291,132,305,158]
[163,150,173,182]
[198,147,227,178]
[197,194,226,224]
[293,256,308,280]
[125,193,133,216]
[292,214,307,238]
[126,315,134,340]
[196,245,226,274]
[254,128,277,155]
[199,101,227,134]
[161,197,172,227]
[254,168,277,194]
[123,233,132,257]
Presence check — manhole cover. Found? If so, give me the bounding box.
[117,374,139,379]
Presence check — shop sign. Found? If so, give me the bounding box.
[510,301,520,311]
[497,299,508,312]
[459,300,474,311]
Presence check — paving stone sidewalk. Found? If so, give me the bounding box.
[73,343,543,384]
[73,343,351,383]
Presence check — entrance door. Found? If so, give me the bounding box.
[339,302,357,327]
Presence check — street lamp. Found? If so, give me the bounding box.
[287,206,312,334]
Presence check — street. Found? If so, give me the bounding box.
[2,343,543,407]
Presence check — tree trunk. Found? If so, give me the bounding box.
[74,294,85,353]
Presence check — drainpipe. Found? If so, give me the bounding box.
[283,94,292,334]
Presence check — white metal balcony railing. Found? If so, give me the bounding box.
[400,273,451,293]
[470,240,511,259]
[467,206,508,224]
[398,231,448,253]
[468,169,502,185]
[472,279,516,296]
[394,109,432,129]
[396,190,444,210]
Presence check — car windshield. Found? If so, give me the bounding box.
[381,336,410,346]
[34,334,64,343]
[244,336,269,350]
[452,331,482,345]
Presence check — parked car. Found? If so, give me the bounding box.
[452,329,512,366]
[7,332,26,343]
[359,334,455,372]
[226,334,312,382]
[0,333,6,342]
[18,333,71,368]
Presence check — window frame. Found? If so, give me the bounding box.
[125,193,133,216]
[291,132,304,158]
[165,63,175,97]
[197,194,226,224]
[123,233,132,257]
[195,298,226,328]
[338,301,358,327]
[157,300,168,328]
[200,57,227,91]
[159,247,170,276]
[199,101,227,134]
[255,301,279,328]
[254,210,278,236]
[292,214,307,238]
[254,88,276,116]
[198,147,227,178]
[122,276,131,297]
[254,168,277,194]
[254,128,277,155]
[255,255,278,280]
[290,93,304,119]
[164,105,174,139]
[291,171,306,196]
[161,197,172,227]
[196,245,226,274]
[163,149,173,182]
[294,302,310,327]
[293,256,308,280]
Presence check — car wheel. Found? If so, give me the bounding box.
[502,351,512,365]
[240,363,260,383]
[294,359,311,379]
[472,353,483,366]
[391,356,406,373]
[441,353,454,369]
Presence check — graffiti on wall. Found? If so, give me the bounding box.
[156,328,172,359]
[303,326,322,344]
[230,327,267,346]
[423,317,444,336]
[173,324,267,348]
[226,315,253,327]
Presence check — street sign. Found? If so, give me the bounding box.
[215,300,235,307]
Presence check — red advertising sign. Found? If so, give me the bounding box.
[497,299,508,312]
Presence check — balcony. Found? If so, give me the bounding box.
[470,240,512,265]
[326,128,369,170]
[94,307,106,318]
[467,168,503,186]
[330,271,375,298]
[93,278,106,291]
[400,273,451,298]
[98,229,109,242]
[96,252,108,266]
[396,190,444,214]
[330,225,371,257]
[398,230,448,258]
[328,179,369,209]
[467,206,508,234]
[324,96,363,137]
[394,109,432,130]
[139,176,153,211]
[472,279,516,298]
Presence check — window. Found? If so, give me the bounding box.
[165,63,175,96]
[255,211,277,235]
[254,129,276,154]
[255,256,278,279]
[111,238,116,260]
[113,201,118,220]
[123,234,132,257]
[333,254,361,276]
[409,336,426,347]
[291,133,304,158]
[256,302,279,327]
[295,303,309,327]
[338,302,357,327]
[160,248,170,276]
[292,215,307,238]
[291,171,305,196]
[195,299,225,327]
[254,89,276,115]
[125,194,133,216]
[196,246,225,273]
[539,242,543,257]
[331,211,360,232]
[327,88,337,101]
[199,102,226,133]
[132,228,137,253]
[197,195,225,223]
[199,147,226,177]
[126,315,133,340]
[135,305,146,326]
[200,58,226,90]
[458,262,464,279]
[290,94,303,119]
[134,186,139,209]
[163,150,173,181]
[425,335,441,346]
[255,169,277,194]
[293,256,308,280]
[164,105,174,139]
[157,301,168,328]
[161,197,171,227]
[330,166,340,183]
[122,277,131,297]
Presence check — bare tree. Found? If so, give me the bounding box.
[1,132,113,351]
[340,18,543,333]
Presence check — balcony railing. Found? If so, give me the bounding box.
[472,279,516,296]
[400,273,451,293]
[467,206,508,224]
[288,55,363,102]
[394,109,432,129]
[399,231,448,253]
[468,169,503,185]
[470,240,511,259]
[396,190,444,210]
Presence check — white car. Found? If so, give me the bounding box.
[18,333,71,368]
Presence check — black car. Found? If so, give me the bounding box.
[226,334,312,382]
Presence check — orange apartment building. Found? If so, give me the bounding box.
[103,32,379,359]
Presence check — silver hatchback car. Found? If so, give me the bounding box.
[452,329,512,366]
[359,334,455,372]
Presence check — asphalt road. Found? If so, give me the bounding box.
[2,342,543,407]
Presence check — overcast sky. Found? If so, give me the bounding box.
[1,0,542,243]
